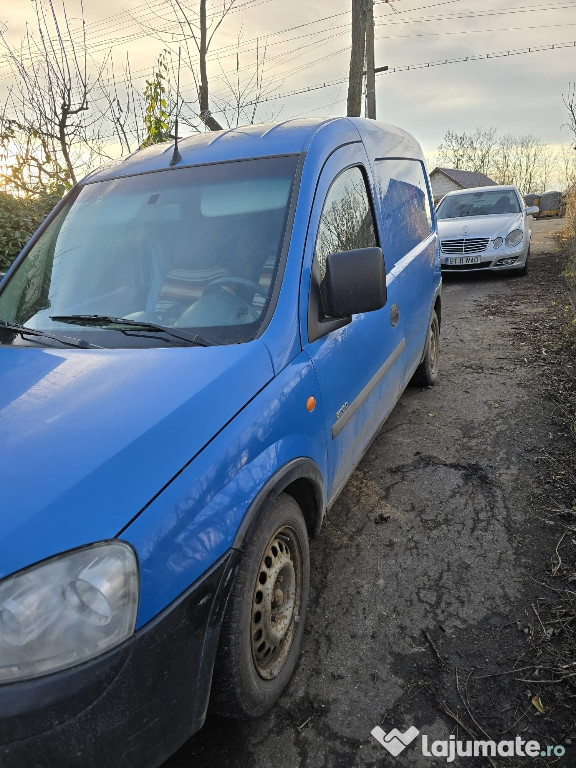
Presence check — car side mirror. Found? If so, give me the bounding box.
[322,247,387,319]
[525,205,539,215]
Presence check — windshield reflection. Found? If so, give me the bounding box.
[0,156,298,348]
[436,189,521,220]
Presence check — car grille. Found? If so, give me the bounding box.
[441,238,490,254]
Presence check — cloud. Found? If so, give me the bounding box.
[0,0,574,170]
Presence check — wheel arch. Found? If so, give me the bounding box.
[232,458,325,554]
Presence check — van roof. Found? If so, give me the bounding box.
[84,117,424,183]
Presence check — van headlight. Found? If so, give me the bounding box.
[0,542,139,682]
[505,229,523,247]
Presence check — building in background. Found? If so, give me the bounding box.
[430,167,497,204]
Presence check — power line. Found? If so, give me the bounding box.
[1,0,574,122]
[240,39,576,106]
[375,1,576,27]
[386,39,576,72]
[375,21,576,42]
[3,0,571,76]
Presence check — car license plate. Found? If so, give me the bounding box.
[446,256,481,266]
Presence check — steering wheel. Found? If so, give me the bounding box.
[175,277,263,327]
[203,277,263,304]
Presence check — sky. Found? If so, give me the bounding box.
[0,0,575,178]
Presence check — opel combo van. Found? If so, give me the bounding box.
[0,117,441,768]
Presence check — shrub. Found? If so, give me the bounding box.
[0,192,61,272]
[558,186,576,327]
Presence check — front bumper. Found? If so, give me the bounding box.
[441,241,528,272]
[0,552,237,768]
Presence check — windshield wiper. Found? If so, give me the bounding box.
[50,314,214,347]
[0,319,96,349]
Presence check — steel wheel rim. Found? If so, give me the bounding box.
[251,526,303,680]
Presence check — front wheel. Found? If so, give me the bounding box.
[211,493,310,719]
[411,309,440,387]
[516,244,530,277]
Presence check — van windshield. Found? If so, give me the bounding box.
[0,155,299,348]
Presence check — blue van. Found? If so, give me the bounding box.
[0,117,441,767]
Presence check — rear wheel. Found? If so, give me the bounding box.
[211,493,310,719]
[412,310,439,387]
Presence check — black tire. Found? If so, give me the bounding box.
[211,493,310,719]
[411,309,439,387]
[516,244,530,277]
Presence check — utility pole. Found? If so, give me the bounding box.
[348,0,386,119]
[365,0,376,119]
[347,0,368,117]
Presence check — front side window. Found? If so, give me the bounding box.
[0,155,299,348]
[314,166,377,281]
[374,159,433,268]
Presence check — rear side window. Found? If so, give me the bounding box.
[314,166,377,280]
[374,159,433,268]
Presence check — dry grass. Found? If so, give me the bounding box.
[559,186,576,306]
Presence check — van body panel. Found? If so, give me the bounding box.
[0,117,441,768]
[301,142,406,496]
[124,352,327,626]
[0,342,273,579]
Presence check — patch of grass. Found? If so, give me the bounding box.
[559,187,576,308]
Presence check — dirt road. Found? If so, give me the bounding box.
[165,218,575,768]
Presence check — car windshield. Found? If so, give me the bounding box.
[436,189,521,219]
[0,155,299,348]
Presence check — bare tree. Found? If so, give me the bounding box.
[135,0,235,132]
[436,129,471,171]
[437,127,498,175]
[563,82,576,150]
[493,133,554,194]
[172,0,228,130]
[0,0,115,194]
[559,142,576,189]
[0,0,280,196]
[437,127,557,194]
[213,33,272,128]
[94,52,146,156]
[135,0,274,133]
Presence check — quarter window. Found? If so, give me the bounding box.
[314,166,377,280]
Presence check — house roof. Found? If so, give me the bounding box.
[430,167,497,188]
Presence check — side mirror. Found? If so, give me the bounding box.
[525,205,539,215]
[322,247,387,319]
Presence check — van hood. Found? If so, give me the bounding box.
[0,343,273,578]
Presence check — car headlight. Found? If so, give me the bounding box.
[0,541,138,682]
[505,229,523,247]
[492,237,503,249]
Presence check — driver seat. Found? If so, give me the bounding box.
[154,264,229,324]
[492,196,513,213]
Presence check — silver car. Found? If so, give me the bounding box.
[436,185,539,275]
